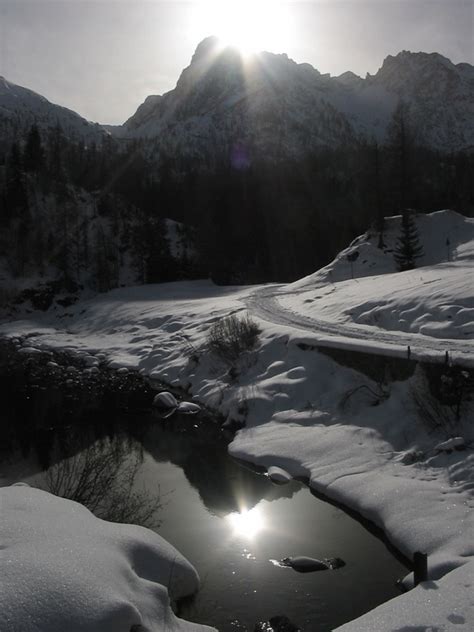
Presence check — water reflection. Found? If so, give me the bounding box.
[39,435,163,529]
[226,506,266,539]
[142,422,300,516]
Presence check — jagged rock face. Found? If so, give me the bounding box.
[0,76,108,145]
[367,51,474,150]
[123,42,474,158]
[123,38,357,163]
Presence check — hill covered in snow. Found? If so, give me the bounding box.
[279,210,474,344]
[293,209,474,287]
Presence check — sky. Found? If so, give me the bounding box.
[0,0,472,125]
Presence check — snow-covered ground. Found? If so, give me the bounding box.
[0,484,214,632]
[1,210,473,630]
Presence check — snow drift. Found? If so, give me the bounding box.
[0,485,214,632]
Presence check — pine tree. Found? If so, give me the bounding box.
[393,209,424,271]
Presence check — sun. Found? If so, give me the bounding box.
[191,0,292,57]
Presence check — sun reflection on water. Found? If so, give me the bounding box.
[226,506,265,539]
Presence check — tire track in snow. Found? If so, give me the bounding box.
[244,286,474,365]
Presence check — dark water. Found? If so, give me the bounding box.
[0,343,408,632]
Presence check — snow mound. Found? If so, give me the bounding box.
[0,485,214,632]
[292,210,474,289]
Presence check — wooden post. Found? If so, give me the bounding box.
[407,345,411,360]
[413,551,428,586]
[445,350,449,366]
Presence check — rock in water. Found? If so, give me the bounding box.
[177,401,201,415]
[268,466,292,484]
[152,391,178,411]
[280,556,345,572]
[325,557,346,570]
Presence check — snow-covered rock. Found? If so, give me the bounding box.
[267,465,292,484]
[176,401,201,415]
[435,437,466,452]
[279,556,345,572]
[153,391,178,410]
[0,485,214,632]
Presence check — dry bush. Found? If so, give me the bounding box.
[339,381,390,411]
[207,313,261,364]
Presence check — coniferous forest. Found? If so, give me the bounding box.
[1,117,473,301]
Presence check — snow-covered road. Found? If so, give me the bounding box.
[245,284,474,365]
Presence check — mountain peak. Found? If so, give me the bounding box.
[190,36,222,65]
[378,50,455,75]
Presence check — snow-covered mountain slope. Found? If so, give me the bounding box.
[121,40,474,156]
[328,51,474,149]
[0,76,108,145]
[123,37,355,161]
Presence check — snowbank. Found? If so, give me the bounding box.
[0,485,214,632]
[336,560,474,631]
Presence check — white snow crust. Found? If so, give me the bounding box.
[0,485,214,632]
[1,210,473,630]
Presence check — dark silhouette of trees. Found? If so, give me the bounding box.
[0,112,473,295]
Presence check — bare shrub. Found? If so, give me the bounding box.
[207,313,261,364]
[410,365,472,432]
[41,437,163,529]
[339,381,389,411]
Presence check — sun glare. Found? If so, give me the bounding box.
[226,507,265,539]
[192,0,292,57]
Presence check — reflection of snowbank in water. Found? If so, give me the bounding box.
[0,485,214,632]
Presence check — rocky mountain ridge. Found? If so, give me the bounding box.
[122,39,474,157]
[1,41,472,159]
[0,76,108,147]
